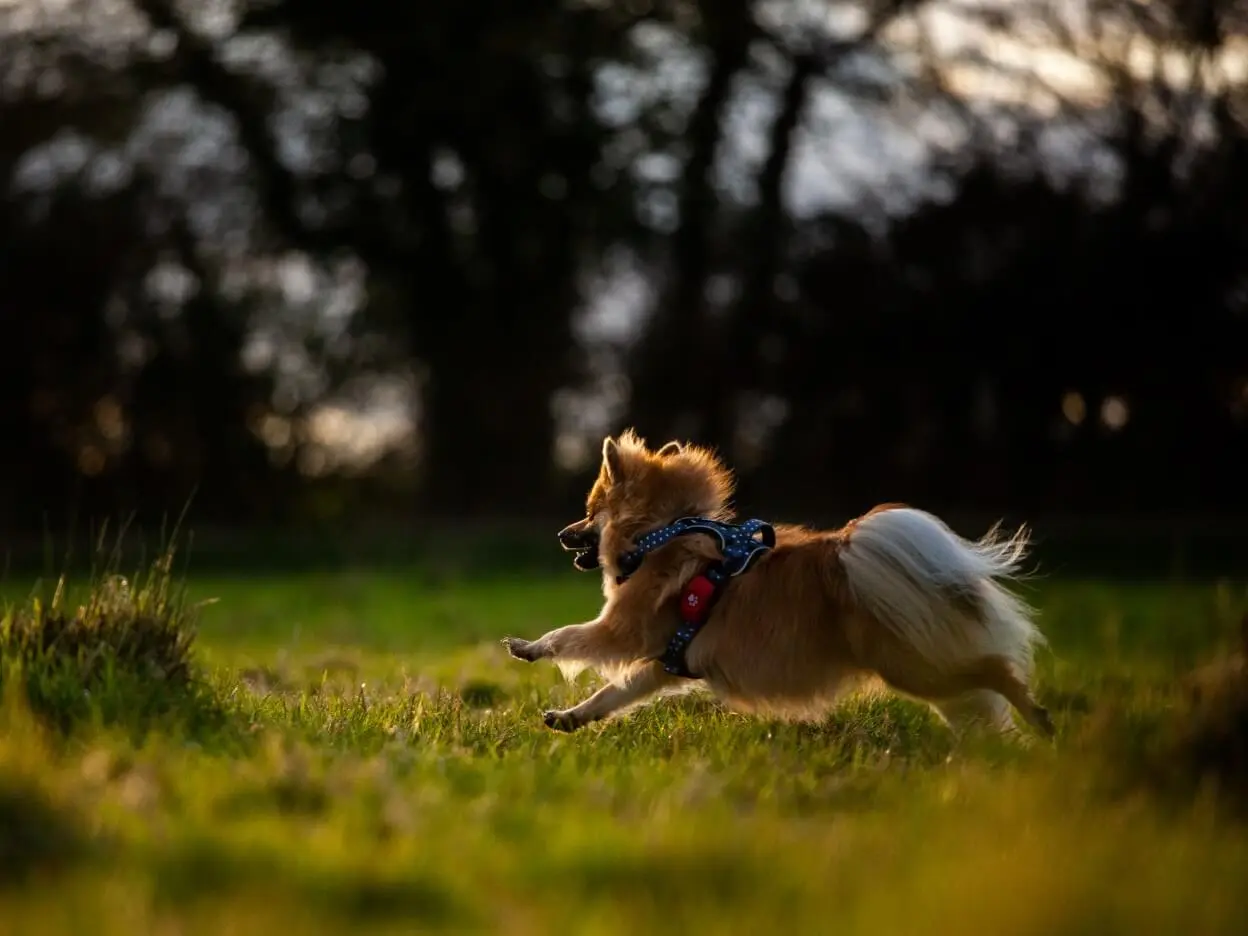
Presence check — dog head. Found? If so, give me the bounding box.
[558,429,735,575]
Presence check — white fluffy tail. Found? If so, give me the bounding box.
[839,507,1043,678]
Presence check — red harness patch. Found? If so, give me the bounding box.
[679,574,718,623]
[664,570,726,678]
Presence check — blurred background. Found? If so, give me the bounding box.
[1,0,1245,575]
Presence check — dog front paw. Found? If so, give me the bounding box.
[503,637,541,662]
[543,710,581,733]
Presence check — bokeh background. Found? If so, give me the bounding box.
[2,0,1246,575]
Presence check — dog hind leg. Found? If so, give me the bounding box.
[963,653,1054,738]
[931,689,1018,737]
[869,641,1055,741]
[868,650,1053,739]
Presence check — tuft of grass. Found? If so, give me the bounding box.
[0,545,222,736]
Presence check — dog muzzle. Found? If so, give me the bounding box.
[558,524,601,571]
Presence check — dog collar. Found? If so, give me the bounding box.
[615,516,776,585]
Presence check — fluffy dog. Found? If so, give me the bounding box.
[505,430,1052,739]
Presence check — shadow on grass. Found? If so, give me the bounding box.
[150,840,473,926]
[0,780,90,886]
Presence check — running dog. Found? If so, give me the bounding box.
[504,430,1052,738]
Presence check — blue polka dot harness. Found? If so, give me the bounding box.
[615,517,776,679]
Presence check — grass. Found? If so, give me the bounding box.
[1,551,1247,935]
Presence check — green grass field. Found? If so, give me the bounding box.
[2,557,1248,935]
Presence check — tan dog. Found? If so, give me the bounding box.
[505,430,1052,739]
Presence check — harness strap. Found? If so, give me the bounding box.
[616,516,775,585]
[660,563,729,678]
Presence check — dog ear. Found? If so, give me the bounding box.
[657,441,683,457]
[602,436,625,483]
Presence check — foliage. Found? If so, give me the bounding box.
[1,1,1245,524]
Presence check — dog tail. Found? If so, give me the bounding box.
[838,507,1043,678]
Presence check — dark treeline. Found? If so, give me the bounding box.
[1,0,1245,534]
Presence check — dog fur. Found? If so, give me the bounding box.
[504,429,1052,739]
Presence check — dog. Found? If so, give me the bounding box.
[504,429,1052,739]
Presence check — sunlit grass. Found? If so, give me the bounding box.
[1,561,1246,934]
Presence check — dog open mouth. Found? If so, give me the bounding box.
[558,524,601,571]
[570,544,600,570]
